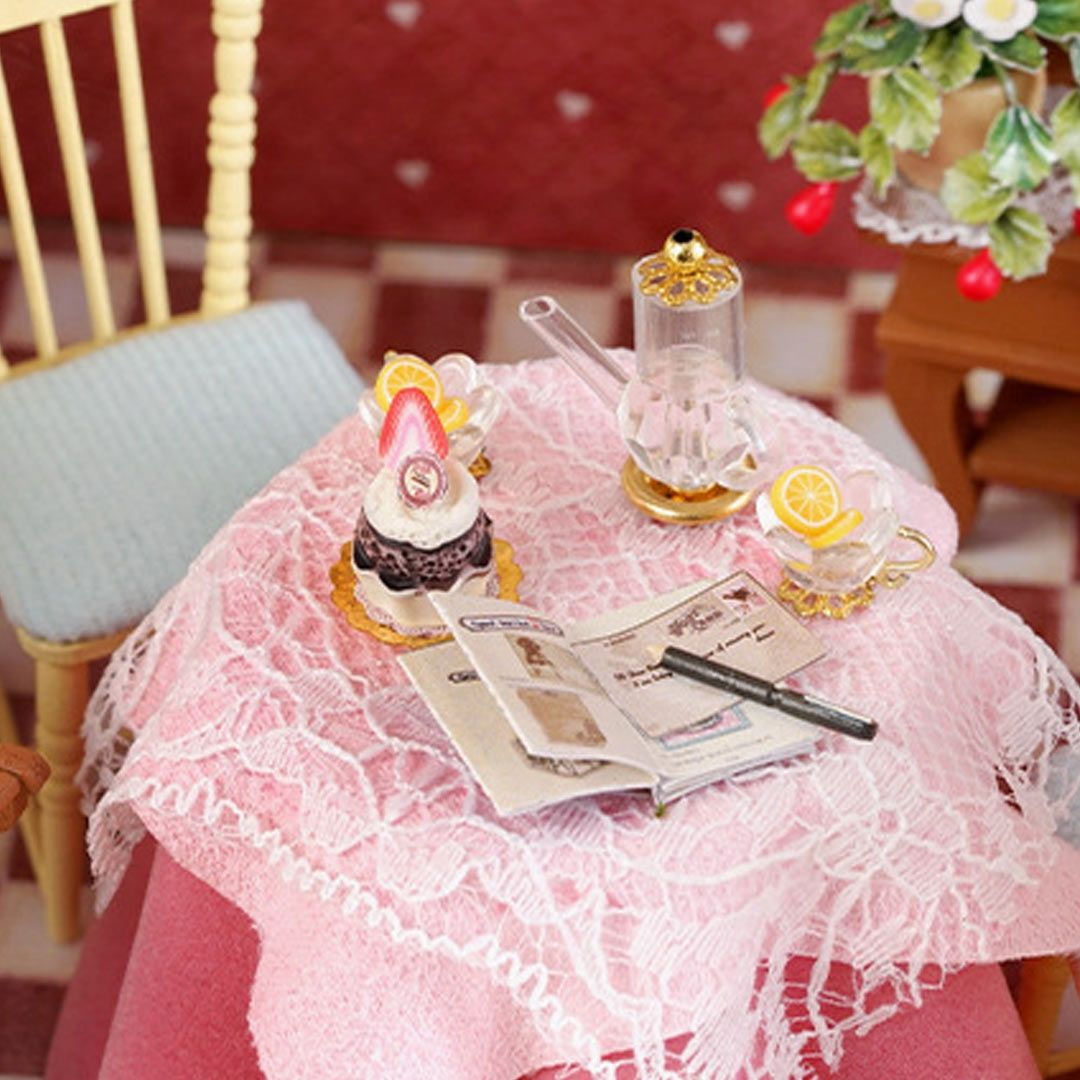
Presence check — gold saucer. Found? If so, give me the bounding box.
[776,577,879,620]
[329,537,522,649]
[775,526,936,620]
[620,459,754,525]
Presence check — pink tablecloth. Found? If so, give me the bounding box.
[77,359,1080,1079]
[47,837,1041,1080]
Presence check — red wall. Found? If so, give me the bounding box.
[4,0,893,268]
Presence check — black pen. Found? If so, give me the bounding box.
[647,644,878,742]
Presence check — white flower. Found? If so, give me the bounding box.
[891,0,963,27]
[962,0,1037,40]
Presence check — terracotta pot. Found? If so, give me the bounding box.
[890,67,1048,192]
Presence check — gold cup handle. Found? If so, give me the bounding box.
[878,525,936,589]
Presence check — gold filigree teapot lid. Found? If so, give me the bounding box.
[636,227,740,307]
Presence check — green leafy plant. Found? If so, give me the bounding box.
[759,0,1080,283]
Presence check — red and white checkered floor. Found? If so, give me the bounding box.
[1,228,1078,1078]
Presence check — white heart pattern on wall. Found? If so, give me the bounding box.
[394,159,431,189]
[385,0,422,29]
[714,20,751,50]
[716,181,755,212]
[556,89,594,122]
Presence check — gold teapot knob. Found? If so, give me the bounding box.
[638,227,740,307]
[662,228,709,269]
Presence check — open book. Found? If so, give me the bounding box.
[400,572,827,815]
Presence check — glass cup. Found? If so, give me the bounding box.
[756,468,935,597]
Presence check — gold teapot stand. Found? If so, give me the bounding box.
[621,459,754,525]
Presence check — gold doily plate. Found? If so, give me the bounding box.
[620,459,754,525]
[329,538,522,649]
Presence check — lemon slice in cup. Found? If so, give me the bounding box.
[807,507,864,549]
[437,396,470,433]
[769,465,841,537]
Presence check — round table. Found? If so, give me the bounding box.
[66,359,1080,1078]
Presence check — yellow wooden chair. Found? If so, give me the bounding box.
[0,0,363,941]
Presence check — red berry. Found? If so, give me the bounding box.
[785,182,838,236]
[1073,207,1080,235]
[379,386,449,465]
[763,82,789,111]
[956,249,1002,302]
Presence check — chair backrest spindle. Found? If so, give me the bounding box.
[110,0,168,326]
[201,0,262,318]
[0,0,263,369]
[0,51,58,362]
[40,15,115,341]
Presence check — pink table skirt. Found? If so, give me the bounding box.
[48,837,1039,1080]
[77,360,1080,1078]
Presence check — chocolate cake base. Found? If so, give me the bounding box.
[352,510,493,593]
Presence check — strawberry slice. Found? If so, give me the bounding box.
[379,385,450,466]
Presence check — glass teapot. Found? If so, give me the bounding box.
[520,228,767,504]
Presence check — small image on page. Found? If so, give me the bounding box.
[570,572,826,741]
[515,687,608,748]
[507,635,603,695]
[658,708,751,748]
[647,700,816,783]
[399,642,651,815]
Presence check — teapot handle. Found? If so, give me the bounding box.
[519,296,628,410]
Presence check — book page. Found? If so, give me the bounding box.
[399,642,652,816]
[430,594,664,773]
[569,572,826,740]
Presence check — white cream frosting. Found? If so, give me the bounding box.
[363,458,480,549]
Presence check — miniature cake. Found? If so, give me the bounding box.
[352,386,496,635]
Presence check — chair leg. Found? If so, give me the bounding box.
[0,677,18,745]
[32,655,88,943]
[1015,955,1080,1078]
[884,352,982,536]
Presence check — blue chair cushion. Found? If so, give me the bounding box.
[0,301,364,642]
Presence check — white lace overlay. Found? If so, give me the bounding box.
[81,359,1080,1080]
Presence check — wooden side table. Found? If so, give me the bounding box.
[876,234,1080,536]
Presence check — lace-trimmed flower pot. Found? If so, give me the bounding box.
[758,1,1080,287]
[892,67,1047,190]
